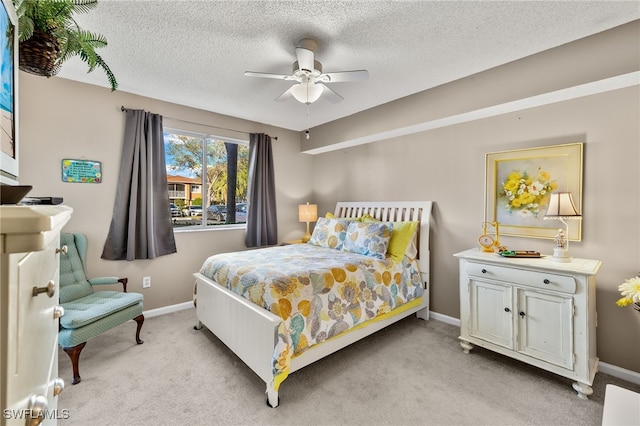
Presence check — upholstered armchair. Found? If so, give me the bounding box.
[58,233,144,384]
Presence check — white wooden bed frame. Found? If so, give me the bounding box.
[193,201,433,407]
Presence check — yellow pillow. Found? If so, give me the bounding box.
[362,214,419,262]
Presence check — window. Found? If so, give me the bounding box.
[164,129,249,230]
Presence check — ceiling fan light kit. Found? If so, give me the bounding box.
[245,38,369,105]
[291,82,323,104]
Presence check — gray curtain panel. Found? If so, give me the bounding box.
[102,109,177,260]
[245,133,278,247]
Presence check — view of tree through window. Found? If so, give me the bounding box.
[164,130,249,229]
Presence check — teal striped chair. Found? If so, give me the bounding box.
[59,233,144,384]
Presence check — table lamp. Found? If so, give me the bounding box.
[298,202,318,243]
[544,192,581,262]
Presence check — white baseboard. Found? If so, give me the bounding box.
[429,310,460,326]
[598,361,640,386]
[428,310,640,386]
[143,301,193,319]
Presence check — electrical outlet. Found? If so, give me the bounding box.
[142,276,151,288]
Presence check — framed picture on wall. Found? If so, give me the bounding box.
[61,159,102,183]
[0,0,19,184]
[484,143,583,240]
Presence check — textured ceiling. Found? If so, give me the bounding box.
[55,1,639,132]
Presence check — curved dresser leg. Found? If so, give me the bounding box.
[572,382,593,400]
[460,340,474,354]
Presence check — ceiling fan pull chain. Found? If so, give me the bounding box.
[306,105,311,139]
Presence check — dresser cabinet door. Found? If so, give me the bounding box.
[516,289,574,369]
[6,240,61,424]
[469,279,513,349]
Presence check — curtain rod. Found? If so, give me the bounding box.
[120,106,277,140]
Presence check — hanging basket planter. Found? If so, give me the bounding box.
[18,30,61,77]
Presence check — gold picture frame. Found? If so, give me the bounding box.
[485,143,583,241]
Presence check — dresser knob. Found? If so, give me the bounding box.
[32,281,55,298]
[543,279,550,284]
[26,394,48,426]
[519,311,526,318]
[504,307,511,313]
[52,377,65,396]
[56,245,68,255]
[53,306,65,319]
[481,269,487,274]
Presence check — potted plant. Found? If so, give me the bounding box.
[14,0,117,90]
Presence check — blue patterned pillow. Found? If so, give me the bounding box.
[342,221,393,259]
[308,217,350,250]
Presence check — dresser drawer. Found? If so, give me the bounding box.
[19,242,59,289]
[466,262,577,294]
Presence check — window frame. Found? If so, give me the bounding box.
[164,127,249,233]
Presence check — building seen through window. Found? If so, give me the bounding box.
[164,130,249,229]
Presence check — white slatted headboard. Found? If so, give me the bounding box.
[334,201,433,287]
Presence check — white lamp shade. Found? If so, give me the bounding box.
[291,83,324,104]
[298,203,318,222]
[544,192,581,219]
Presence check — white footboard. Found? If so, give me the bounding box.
[194,272,281,389]
[195,270,428,407]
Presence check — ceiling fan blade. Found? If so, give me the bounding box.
[275,86,294,101]
[244,71,296,81]
[295,47,315,72]
[320,70,369,83]
[319,84,343,103]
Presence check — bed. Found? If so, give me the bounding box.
[193,201,433,407]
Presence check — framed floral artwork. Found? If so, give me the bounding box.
[484,143,583,240]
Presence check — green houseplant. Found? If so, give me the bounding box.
[14,0,117,90]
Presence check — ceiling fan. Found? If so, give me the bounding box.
[244,38,369,105]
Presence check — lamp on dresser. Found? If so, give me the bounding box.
[544,192,581,262]
[298,202,318,243]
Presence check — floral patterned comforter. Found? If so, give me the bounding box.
[199,243,424,380]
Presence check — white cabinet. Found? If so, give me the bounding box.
[1,205,72,426]
[455,248,601,399]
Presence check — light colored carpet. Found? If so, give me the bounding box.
[57,308,639,425]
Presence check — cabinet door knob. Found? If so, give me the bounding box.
[481,269,487,274]
[32,281,55,298]
[56,245,68,255]
[53,306,65,319]
[543,279,550,284]
[52,377,65,396]
[504,307,511,313]
[519,311,526,317]
[26,394,48,426]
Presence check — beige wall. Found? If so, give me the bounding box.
[17,21,638,374]
[18,74,312,311]
[308,21,640,372]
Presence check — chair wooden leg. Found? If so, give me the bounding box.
[63,342,87,385]
[134,314,144,344]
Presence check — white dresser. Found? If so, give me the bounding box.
[1,205,73,426]
[454,248,601,399]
